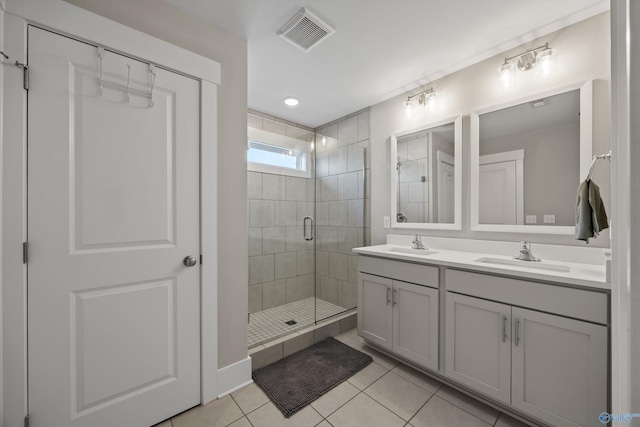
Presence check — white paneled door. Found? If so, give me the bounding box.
[27,27,201,427]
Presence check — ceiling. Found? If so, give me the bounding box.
[166,0,609,129]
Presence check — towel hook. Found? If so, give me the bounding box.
[585,150,611,182]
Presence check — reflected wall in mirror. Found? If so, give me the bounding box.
[470,81,593,234]
[391,116,462,230]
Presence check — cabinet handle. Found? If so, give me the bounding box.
[386,287,391,305]
[393,289,397,306]
[502,315,507,343]
[515,318,520,347]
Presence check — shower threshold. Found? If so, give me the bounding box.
[248,297,348,348]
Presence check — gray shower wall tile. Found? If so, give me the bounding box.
[337,115,358,146]
[316,154,329,178]
[317,176,337,201]
[358,169,371,200]
[275,201,297,227]
[328,252,348,281]
[275,252,297,280]
[249,255,274,285]
[348,199,364,227]
[296,202,313,226]
[249,200,274,228]
[329,147,348,175]
[248,284,263,314]
[338,280,357,309]
[286,274,314,303]
[317,275,338,305]
[328,200,348,227]
[315,201,329,226]
[262,227,286,254]
[286,176,307,201]
[262,174,286,200]
[338,172,358,200]
[338,227,361,255]
[262,280,286,310]
[318,123,337,140]
[306,179,315,202]
[316,250,329,276]
[348,145,365,173]
[348,255,358,283]
[248,172,263,200]
[357,111,370,142]
[248,228,262,256]
[317,226,338,253]
[286,226,309,252]
[297,250,314,276]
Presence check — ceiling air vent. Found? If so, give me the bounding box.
[277,7,335,52]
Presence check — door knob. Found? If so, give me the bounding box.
[183,256,197,267]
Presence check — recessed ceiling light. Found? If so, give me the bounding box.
[284,97,299,107]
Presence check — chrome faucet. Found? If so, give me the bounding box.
[513,241,541,262]
[411,234,427,250]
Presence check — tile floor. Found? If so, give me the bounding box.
[157,328,534,427]
[248,297,348,347]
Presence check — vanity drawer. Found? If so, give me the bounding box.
[446,269,607,325]
[358,255,439,288]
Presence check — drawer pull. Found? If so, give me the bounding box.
[502,315,507,343]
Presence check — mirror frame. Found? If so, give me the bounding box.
[391,115,463,230]
[470,80,593,234]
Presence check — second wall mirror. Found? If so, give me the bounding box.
[391,115,462,230]
[470,81,593,234]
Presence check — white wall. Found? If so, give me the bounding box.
[370,12,611,247]
[64,0,249,369]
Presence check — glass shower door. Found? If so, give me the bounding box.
[247,114,317,347]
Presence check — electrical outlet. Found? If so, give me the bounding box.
[526,215,537,224]
[383,216,391,228]
[544,214,556,224]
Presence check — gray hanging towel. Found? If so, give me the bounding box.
[575,179,609,243]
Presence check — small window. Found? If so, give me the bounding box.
[248,141,306,172]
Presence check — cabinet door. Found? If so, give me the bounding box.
[357,273,393,350]
[392,280,439,371]
[445,293,511,404]
[511,308,607,427]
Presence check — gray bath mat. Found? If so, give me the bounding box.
[252,337,373,418]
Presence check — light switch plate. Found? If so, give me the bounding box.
[526,215,537,224]
[544,214,556,224]
[383,216,391,228]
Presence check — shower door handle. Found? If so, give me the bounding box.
[303,216,314,241]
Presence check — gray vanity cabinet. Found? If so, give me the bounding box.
[445,293,511,404]
[357,257,439,371]
[511,307,607,427]
[446,270,608,427]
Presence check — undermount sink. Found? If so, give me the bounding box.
[475,257,571,272]
[388,247,438,256]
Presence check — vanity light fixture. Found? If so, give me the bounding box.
[498,43,556,88]
[404,87,436,118]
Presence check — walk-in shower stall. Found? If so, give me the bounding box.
[247,111,370,347]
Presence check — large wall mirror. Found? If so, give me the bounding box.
[470,81,593,234]
[391,116,462,230]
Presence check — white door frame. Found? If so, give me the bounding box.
[1,1,221,425]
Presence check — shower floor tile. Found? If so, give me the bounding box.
[248,297,347,348]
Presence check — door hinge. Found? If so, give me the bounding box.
[23,242,28,264]
[14,61,29,90]
[24,414,30,427]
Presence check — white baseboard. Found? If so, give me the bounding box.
[216,356,253,399]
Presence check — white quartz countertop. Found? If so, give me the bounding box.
[353,244,609,290]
